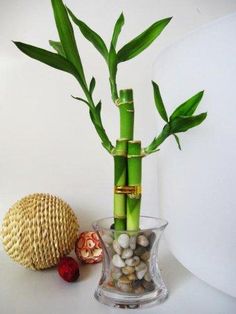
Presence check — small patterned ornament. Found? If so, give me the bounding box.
[75,231,102,264]
[1,193,79,270]
[57,256,80,282]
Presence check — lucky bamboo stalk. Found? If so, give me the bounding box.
[118,89,134,140]
[113,139,128,230]
[113,89,134,230]
[127,141,142,231]
[14,0,207,232]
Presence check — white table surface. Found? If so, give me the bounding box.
[0,241,235,314]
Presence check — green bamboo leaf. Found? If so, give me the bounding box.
[71,95,90,106]
[96,100,102,124]
[111,13,125,48]
[96,100,102,114]
[170,113,207,133]
[89,109,113,153]
[170,91,204,120]
[108,44,118,79]
[146,146,160,154]
[49,40,65,57]
[89,77,96,95]
[14,41,78,75]
[51,0,85,84]
[152,81,168,122]
[108,44,118,101]
[89,109,102,129]
[67,8,108,61]
[117,17,172,62]
[144,124,171,155]
[173,134,182,150]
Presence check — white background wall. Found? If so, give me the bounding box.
[153,12,236,297]
[1,0,236,237]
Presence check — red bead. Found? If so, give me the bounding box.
[57,257,80,282]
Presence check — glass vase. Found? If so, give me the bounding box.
[92,216,168,309]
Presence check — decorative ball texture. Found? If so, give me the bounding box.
[75,231,102,264]
[1,193,79,270]
[57,256,80,282]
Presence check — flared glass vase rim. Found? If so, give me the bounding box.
[92,215,168,233]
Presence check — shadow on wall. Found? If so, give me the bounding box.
[159,242,191,295]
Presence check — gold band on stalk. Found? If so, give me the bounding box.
[114,185,142,199]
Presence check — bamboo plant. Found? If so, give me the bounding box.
[14,0,207,231]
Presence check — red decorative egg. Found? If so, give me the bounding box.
[57,256,80,282]
[75,231,102,264]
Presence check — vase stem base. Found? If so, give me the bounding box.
[94,286,168,309]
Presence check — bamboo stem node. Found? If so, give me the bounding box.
[114,214,127,219]
[115,99,134,107]
[119,100,134,106]
[127,154,143,159]
[115,98,120,107]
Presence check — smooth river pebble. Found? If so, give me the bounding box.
[112,254,125,268]
[121,248,133,259]
[119,275,132,284]
[118,283,132,293]
[122,266,135,275]
[137,235,149,247]
[140,251,150,262]
[134,246,146,256]
[142,280,155,291]
[118,234,130,249]
[125,256,140,267]
[135,261,147,272]
[127,273,137,281]
[132,279,142,289]
[113,240,122,255]
[136,268,147,280]
[135,261,147,280]
[129,236,137,250]
[111,267,122,280]
[144,272,152,282]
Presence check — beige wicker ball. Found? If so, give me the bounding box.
[1,193,79,270]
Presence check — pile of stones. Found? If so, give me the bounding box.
[102,232,156,294]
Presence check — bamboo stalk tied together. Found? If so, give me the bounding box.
[14,0,207,232]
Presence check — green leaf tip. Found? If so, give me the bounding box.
[71,95,90,106]
[117,16,172,62]
[89,77,96,95]
[120,12,125,19]
[49,40,66,57]
[170,112,207,133]
[173,134,182,150]
[108,43,119,102]
[111,12,125,48]
[170,90,205,120]
[13,41,78,76]
[51,0,86,85]
[108,43,118,79]
[67,7,108,61]
[13,41,22,48]
[152,81,168,122]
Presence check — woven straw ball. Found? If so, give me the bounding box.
[1,193,79,270]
